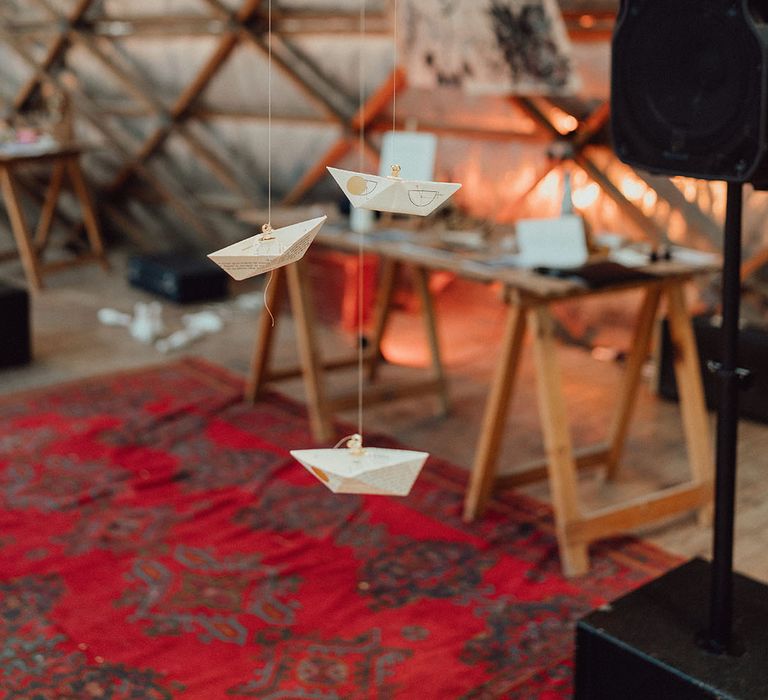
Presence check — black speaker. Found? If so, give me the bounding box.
[611,0,768,185]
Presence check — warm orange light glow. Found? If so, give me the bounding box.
[555,114,579,134]
[380,337,431,368]
[656,199,671,224]
[668,210,687,242]
[457,146,504,221]
[572,168,589,188]
[579,14,596,29]
[620,176,645,201]
[711,183,727,220]
[572,183,600,209]
[443,140,690,242]
[544,102,580,135]
[642,189,658,212]
[538,171,561,201]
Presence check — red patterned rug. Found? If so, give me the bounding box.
[0,358,680,699]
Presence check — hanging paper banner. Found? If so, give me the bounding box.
[400,0,579,96]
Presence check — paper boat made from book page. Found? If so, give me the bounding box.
[291,446,429,496]
[207,215,327,280]
[328,167,461,217]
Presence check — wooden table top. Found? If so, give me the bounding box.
[0,143,83,166]
[316,224,721,302]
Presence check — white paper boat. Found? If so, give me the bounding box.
[328,166,461,217]
[207,215,327,280]
[291,437,429,496]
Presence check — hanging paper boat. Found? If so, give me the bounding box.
[291,435,429,496]
[328,165,461,217]
[208,215,327,280]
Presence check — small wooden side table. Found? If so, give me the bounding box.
[0,144,109,290]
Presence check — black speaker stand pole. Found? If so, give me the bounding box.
[575,181,768,698]
[705,180,744,654]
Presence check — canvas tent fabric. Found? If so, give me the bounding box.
[0,1,625,249]
[2,0,754,267]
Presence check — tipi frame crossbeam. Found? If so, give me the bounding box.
[0,0,391,246]
[0,2,733,258]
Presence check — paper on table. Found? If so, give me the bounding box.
[609,245,721,268]
[379,131,437,182]
[291,445,429,496]
[328,166,461,217]
[0,135,59,157]
[609,247,652,268]
[516,215,589,269]
[208,215,326,280]
[668,246,720,266]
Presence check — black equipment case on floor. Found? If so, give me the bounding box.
[0,280,31,368]
[128,253,229,303]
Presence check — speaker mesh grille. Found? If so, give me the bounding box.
[612,0,765,180]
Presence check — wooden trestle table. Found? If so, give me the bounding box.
[0,144,108,291]
[248,223,718,576]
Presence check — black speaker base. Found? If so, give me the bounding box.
[574,558,768,699]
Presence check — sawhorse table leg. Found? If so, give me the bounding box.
[529,304,590,576]
[367,260,448,413]
[604,285,663,477]
[245,266,287,402]
[0,155,109,291]
[413,265,450,417]
[0,167,45,290]
[247,255,450,443]
[367,257,398,383]
[65,155,109,271]
[245,262,334,442]
[463,302,527,521]
[463,281,713,577]
[666,283,714,526]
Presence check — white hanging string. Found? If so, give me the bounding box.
[357,0,366,441]
[392,0,398,145]
[268,0,273,226]
[352,0,397,442]
[360,0,366,175]
[263,0,275,327]
[263,269,276,326]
